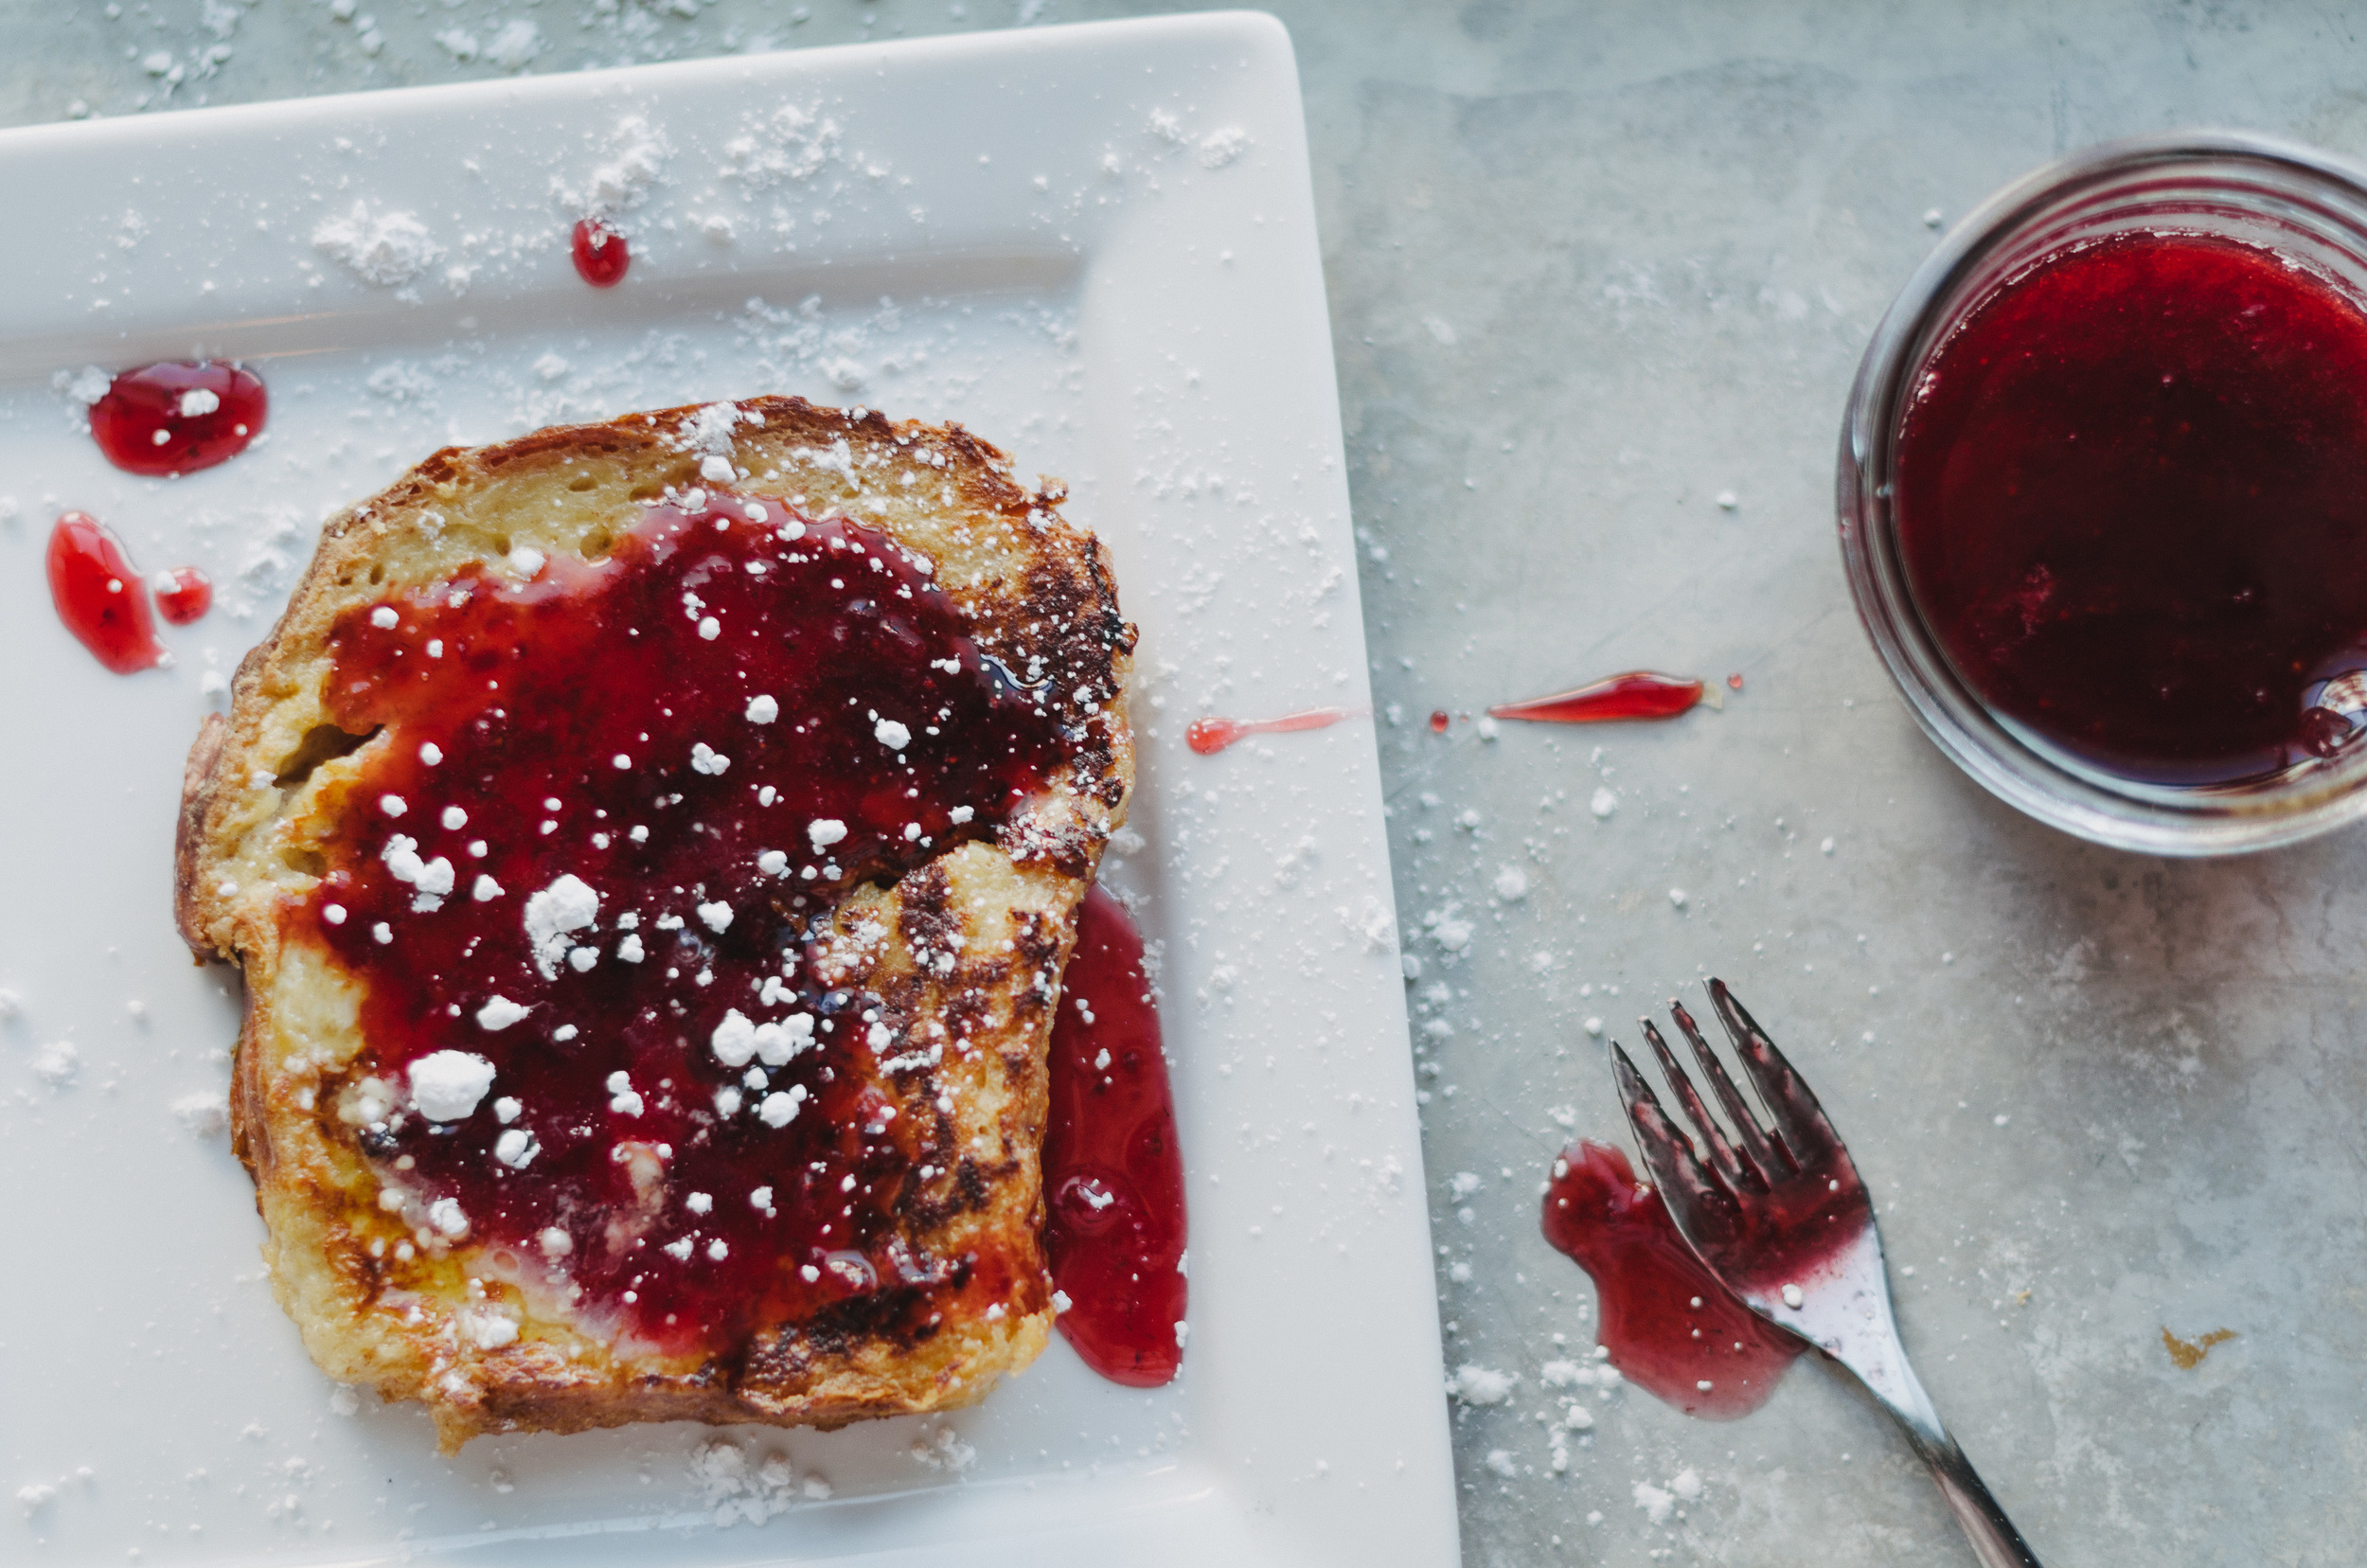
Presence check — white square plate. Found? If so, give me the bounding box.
[0,13,1458,1568]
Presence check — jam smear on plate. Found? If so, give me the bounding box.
[1897,230,2367,784]
[1043,885,1187,1385]
[1541,1140,1800,1419]
[88,362,266,477]
[572,219,631,288]
[1488,671,1704,726]
[153,566,213,625]
[47,512,166,674]
[303,494,1090,1356]
[1184,705,1357,757]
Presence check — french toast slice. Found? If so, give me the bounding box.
[174,397,1134,1452]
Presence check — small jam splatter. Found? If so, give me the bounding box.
[305,495,1102,1357]
[88,362,266,477]
[1726,672,1744,691]
[572,219,630,288]
[1184,705,1358,757]
[1044,885,1186,1386]
[1489,671,1703,725]
[47,513,166,673]
[153,566,213,625]
[1428,709,1450,733]
[1541,1140,1800,1418]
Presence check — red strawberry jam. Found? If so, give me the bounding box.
[1541,1140,1800,1418]
[153,566,213,625]
[302,492,1101,1357]
[1043,886,1186,1385]
[47,512,167,674]
[572,219,630,288]
[1898,231,2367,785]
[88,362,266,477]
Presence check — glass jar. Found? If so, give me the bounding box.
[1840,130,2367,855]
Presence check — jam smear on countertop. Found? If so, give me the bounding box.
[1489,671,1704,726]
[47,512,166,674]
[88,362,266,477]
[153,566,212,626]
[1043,885,1186,1385]
[305,493,1089,1357]
[1184,705,1358,757]
[1897,230,2367,785]
[1541,1140,1800,1419]
[572,219,631,288]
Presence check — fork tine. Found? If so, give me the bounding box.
[1670,998,1794,1181]
[1608,1042,1734,1228]
[1639,1016,1763,1194]
[1707,978,1843,1163]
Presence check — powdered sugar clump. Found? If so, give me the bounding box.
[688,1439,825,1526]
[312,201,443,287]
[30,1042,77,1089]
[557,116,670,220]
[1446,1363,1517,1405]
[172,1089,229,1137]
[721,103,843,189]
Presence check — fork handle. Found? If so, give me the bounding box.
[1901,1427,2044,1568]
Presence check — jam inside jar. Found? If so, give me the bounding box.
[1895,228,2367,788]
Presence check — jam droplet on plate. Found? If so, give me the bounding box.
[572,219,630,288]
[1184,705,1357,757]
[1428,709,1451,733]
[47,512,166,674]
[1897,230,2367,785]
[1488,670,1704,725]
[1043,885,1187,1386]
[153,566,213,626]
[304,495,1091,1357]
[87,362,266,477]
[1540,1139,1799,1419]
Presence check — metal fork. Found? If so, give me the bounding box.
[1609,980,2043,1568]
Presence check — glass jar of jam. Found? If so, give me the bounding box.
[1842,132,2367,853]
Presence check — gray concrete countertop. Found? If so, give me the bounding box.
[9,2,2366,1563]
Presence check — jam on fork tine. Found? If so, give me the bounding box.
[1706,976,1844,1163]
[1668,998,1793,1180]
[1607,1042,1735,1240]
[1636,1016,1761,1195]
[1607,985,2045,1568]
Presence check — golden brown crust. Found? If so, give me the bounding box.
[179,397,1131,1452]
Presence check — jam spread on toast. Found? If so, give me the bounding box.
[304,494,1090,1357]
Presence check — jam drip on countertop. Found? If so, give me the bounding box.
[1043,885,1186,1386]
[306,494,1086,1357]
[572,220,630,288]
[1488,671,1704,725]
[47,512,167,674]
[88,362,266,477]
[1541,1140,1800,1419]
[1897,230,2367,785]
